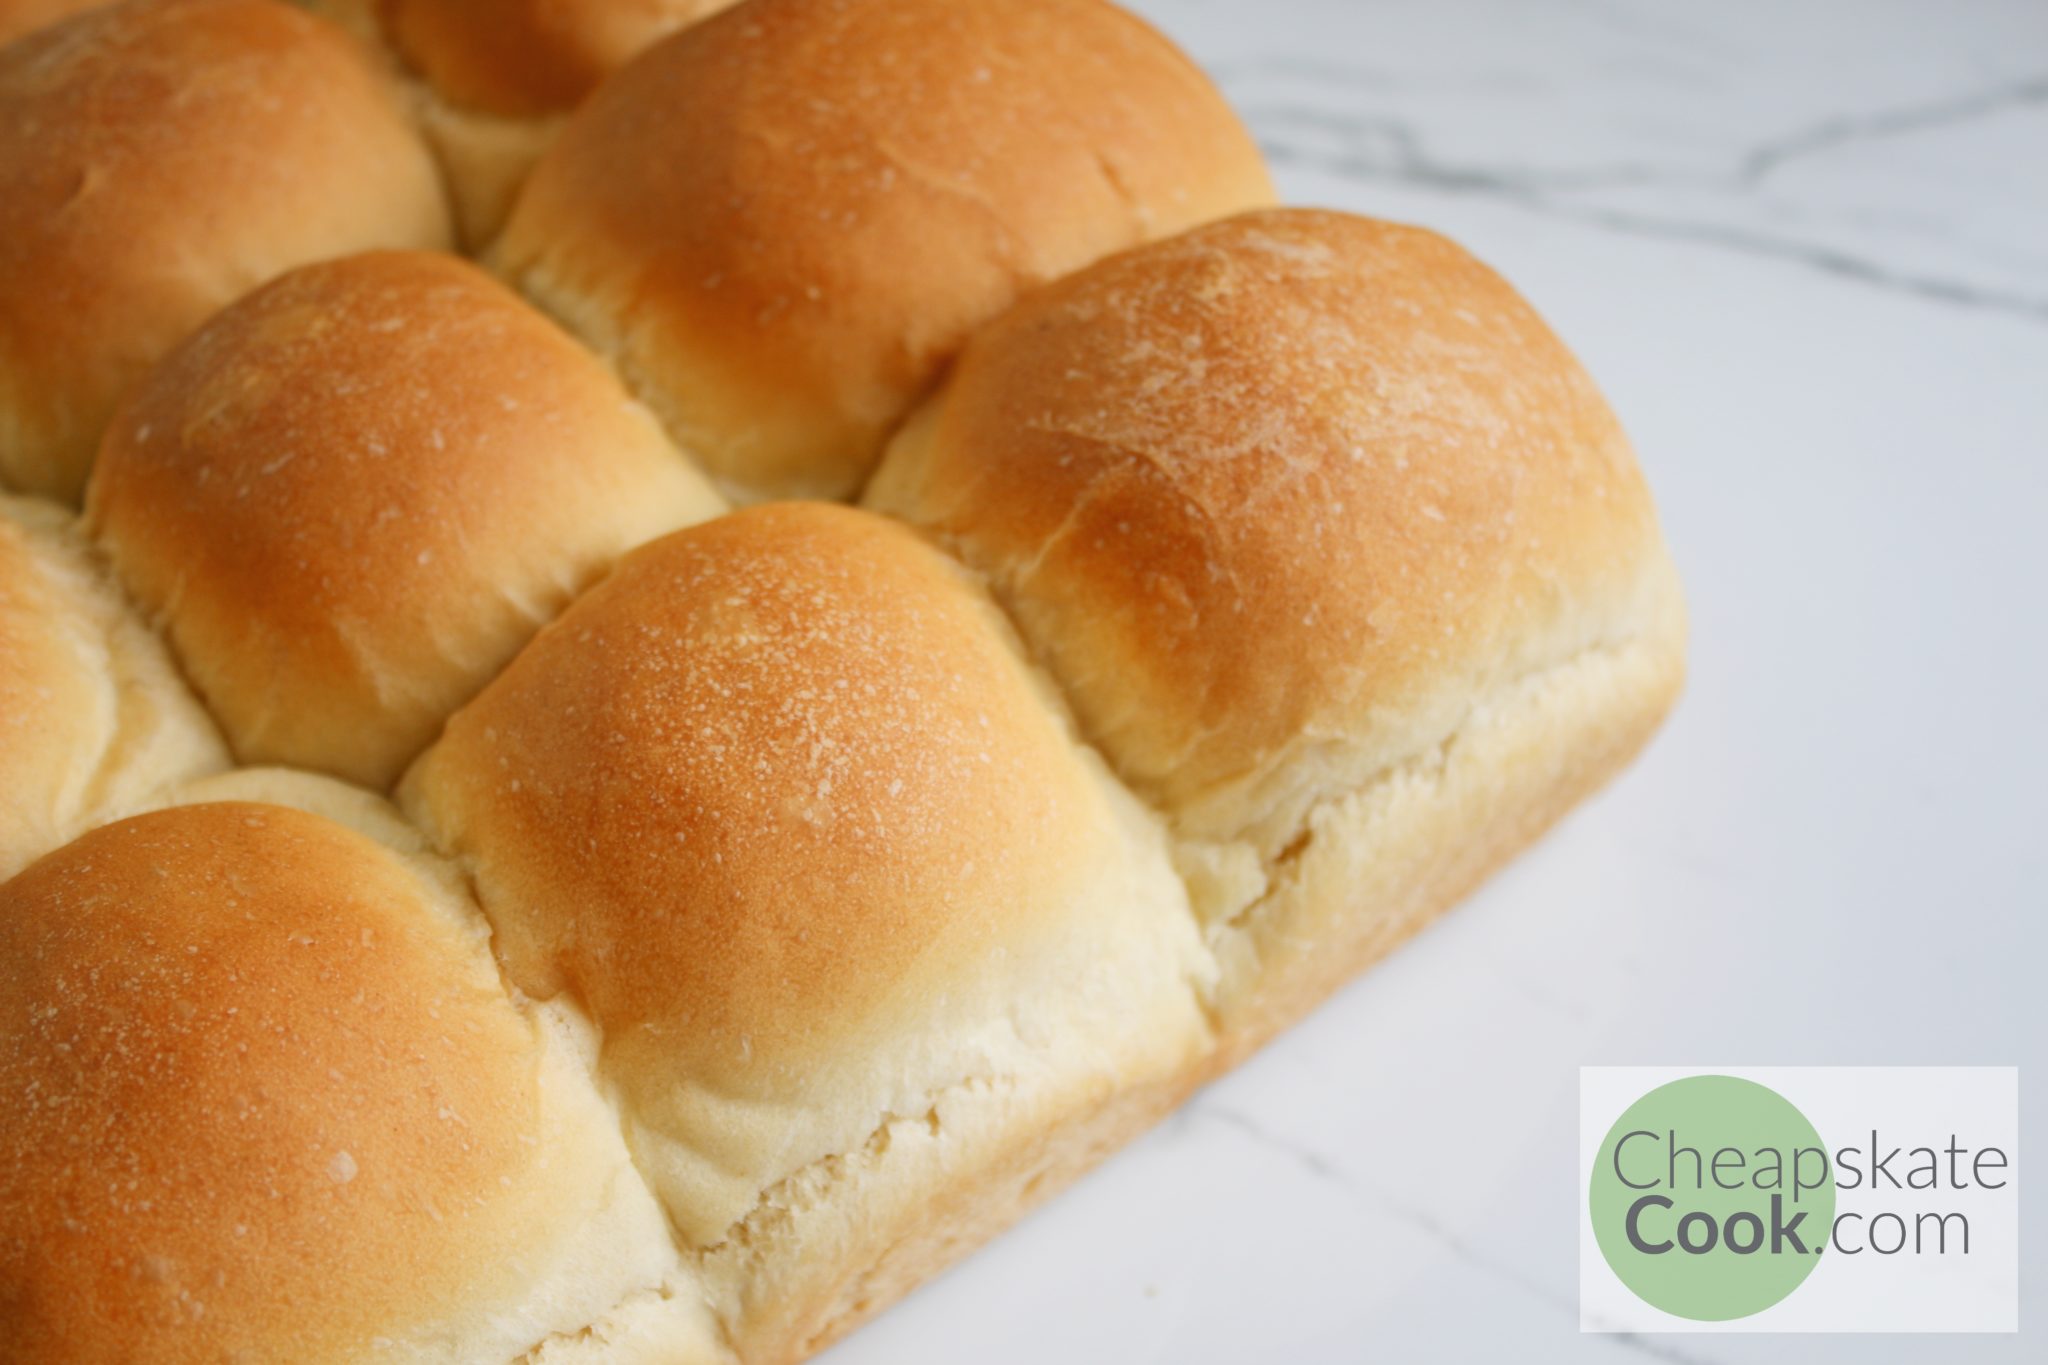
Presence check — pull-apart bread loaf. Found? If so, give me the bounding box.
[0,770,724,1363]
[308,0,743,247]
[494,0,1277,502]
[0,1,1684,1360]
[401,503,1214,1362]
[0,494,225,880]
[87,249,725,789]
[0,0,451,502]
[869,208,1687,1061]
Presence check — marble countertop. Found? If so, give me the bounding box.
[827,1,2046,1361]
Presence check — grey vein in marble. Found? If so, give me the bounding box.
[1739,76,2048,185]
[1223,65,2048,323]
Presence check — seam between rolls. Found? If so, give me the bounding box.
[862,509,1670,1000]
[404,74,469,255]
[855,516,1230,1064]
[864,510,1230,1029]
[685,1076,1007,1356]
[61,493,239,774]
[393,828,723,1365]
[22,501,229,830]
[314,10,472,246]
[508,1281,681,1365]
[50,550,144,824]
[1208,624,1658,947]
[695,1090,966,1261]
[428,842,646,1159]
[490,257,738,502]
[76,504,227,749]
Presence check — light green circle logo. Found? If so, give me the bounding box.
[1590,1075,1834,1320]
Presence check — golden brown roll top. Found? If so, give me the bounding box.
[496,0,1276,502]
[0,0,451,503]
[88,249,725,790]
[0,495,225,879]
[403,503,1211,1357]
[0,794,713,1364]
[872,208,1685,853]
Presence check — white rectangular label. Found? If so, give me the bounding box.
[1579,1067,2018,1332]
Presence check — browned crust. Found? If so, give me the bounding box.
[497,0,1275,500]
[401,503,1109,1109]
[87,248,723,789]
[0,803,546,1362]
[869,208,1674,856]
[0,0,451,502]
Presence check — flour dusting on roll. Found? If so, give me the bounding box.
[403,503,1212,1359]
[89,249,725,790]
[496,0,1276,501]
[0,2,1691,1355]
[0,0,450,501]
[0,793,719,1363]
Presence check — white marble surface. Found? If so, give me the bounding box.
[827,1,2048,1361]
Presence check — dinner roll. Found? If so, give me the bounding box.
[0,0,451,502]
[0,494,225,880]
[868,208,1687,1055]
[402,503,1212,1359]
[88,249,725,790]
[0,791,720,1363]
[0,0,107,47]
[312,0,740,247]
[496,0,1276,502]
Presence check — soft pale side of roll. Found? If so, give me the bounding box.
[0,493,227,879]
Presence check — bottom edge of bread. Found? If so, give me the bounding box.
[713,1064,1209,1365]
[1206,590,1689,1069]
